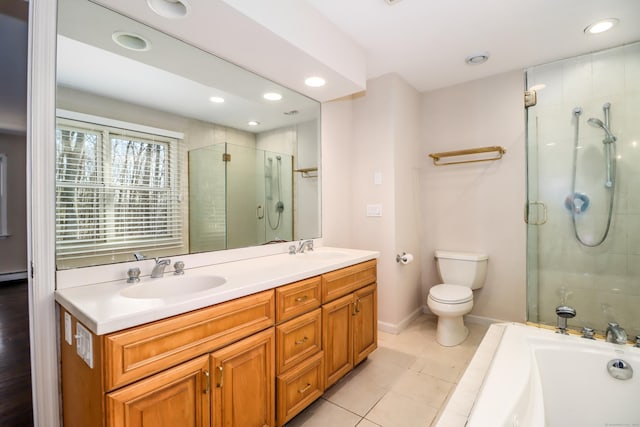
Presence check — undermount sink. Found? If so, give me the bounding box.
[120,275,227,299]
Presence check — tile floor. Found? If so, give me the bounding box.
[285,314,489,427]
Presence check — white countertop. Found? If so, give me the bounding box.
[55,247,379,335]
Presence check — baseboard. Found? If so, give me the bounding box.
[377,306,424,335]
[0,271,28,282]
[421,305,505,327]
[465,314,506,326]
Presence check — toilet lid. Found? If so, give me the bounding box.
[429,284,473,304]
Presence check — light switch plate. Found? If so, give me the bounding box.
[366,204,383,217]
[75,322,94,369]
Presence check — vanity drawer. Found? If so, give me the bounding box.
[276,308,322,375]
[275,277,321,323]
[104,289,274,390]
[276,351,324,427]
[321,260,377,303]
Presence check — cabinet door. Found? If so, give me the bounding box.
[322,294,354,388]
[211,328,275,427]
[353,283,378,366]
[106,355,210,427]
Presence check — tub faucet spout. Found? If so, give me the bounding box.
[555,305,576,335]
[606,322,627,345]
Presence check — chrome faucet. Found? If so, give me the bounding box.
[605,322,627,345]
[555,305,576,335]
[297,239,314,253]
[151,258,171,278]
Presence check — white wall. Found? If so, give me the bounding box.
[420,70,527,322]
[322,74,424,331]
[0,132,27,275]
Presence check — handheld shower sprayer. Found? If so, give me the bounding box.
[587,118,617,143]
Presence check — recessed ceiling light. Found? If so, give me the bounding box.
[263,92,283,101]
[209,96,224,103]
[465,52,489,65]
[584,18,619,35]
[248,121,260,126]
[147,0,190,19]
[305,76,326,87]
[112,32,151,51]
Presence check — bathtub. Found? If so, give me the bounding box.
[465,324,640,427]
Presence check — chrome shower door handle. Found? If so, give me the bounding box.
[525,201,547,225]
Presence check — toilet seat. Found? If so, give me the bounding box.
[429,284,473,304]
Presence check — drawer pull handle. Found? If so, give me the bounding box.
[298,383,312,394]
[295,295,309,303]
[203,370,210,394]
[295,336,308,345]
[217,366,224,388]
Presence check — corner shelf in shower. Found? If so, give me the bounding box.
[294,167,318,178]
[428,146,506,166]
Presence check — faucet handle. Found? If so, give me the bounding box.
[581,327,595,340]
[635,336,640,348]
[127,267,141,283]
[174,261,185,275]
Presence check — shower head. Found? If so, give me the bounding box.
[587,117,617,142]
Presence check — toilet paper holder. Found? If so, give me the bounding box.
[396,252,411,264]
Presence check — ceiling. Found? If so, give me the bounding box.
[305,0,640,92]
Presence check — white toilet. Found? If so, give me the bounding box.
[427,250,488,346]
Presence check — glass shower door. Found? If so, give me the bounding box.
[525,43,640,338]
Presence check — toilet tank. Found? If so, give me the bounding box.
[435,250,488,290]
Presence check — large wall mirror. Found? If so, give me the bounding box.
[55,0,321,270]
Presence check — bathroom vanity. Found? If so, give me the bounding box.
[56,249,378,427]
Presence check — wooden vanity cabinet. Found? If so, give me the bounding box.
[59,260,377,427]
[274,278,324,426]
[60,289,275,427]
[210,328,275,427]
[106,355,211,427]
[322,260,377,389]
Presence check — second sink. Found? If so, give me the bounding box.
[120,275,227,299]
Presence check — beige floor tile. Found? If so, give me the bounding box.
[410,352,468,383]
[390,370,454,409]
[286,315,489,427]
[284,398,362,427]
[365,390,439,427]
[323,371,387,416]
[356,419,382,427]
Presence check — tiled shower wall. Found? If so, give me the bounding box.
[526,42,640,338]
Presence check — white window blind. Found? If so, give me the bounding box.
[55,118,183,261]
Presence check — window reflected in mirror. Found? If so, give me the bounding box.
[55,0,321,269]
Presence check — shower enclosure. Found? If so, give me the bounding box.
[525,42,640,339]
[188,143,293,252]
